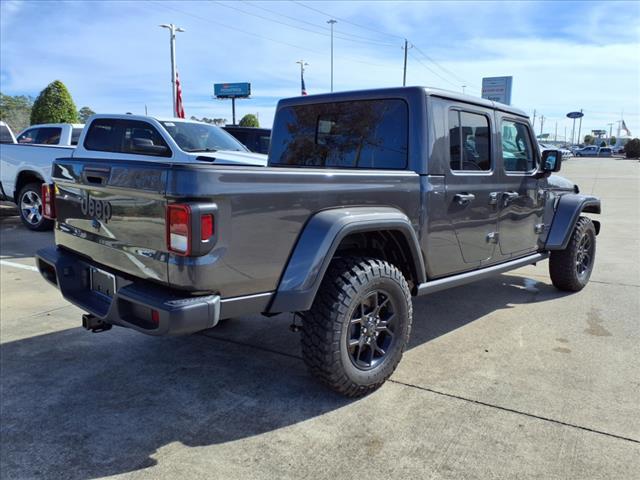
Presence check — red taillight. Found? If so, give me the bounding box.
[201,214,214,241]
[166,204,191,255]
[41,183,56,219]
[151,309,160,325]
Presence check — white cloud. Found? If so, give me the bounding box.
[1,0,638,134]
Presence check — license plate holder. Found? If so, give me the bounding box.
[90,267,116,299]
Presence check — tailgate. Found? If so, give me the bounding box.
[52,159,170,284]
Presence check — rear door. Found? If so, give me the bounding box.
[444,105,500,269]
[496,115,543,257]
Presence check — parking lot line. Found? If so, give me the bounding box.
[0,259,38,272]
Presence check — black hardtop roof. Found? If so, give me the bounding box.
[277,86,528,119]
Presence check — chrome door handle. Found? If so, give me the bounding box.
[502,191,519,206]
[454,193,476,205]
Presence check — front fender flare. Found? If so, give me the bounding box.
[545,194,601,250]
[268,207,425,313]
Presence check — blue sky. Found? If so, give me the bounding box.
[1,0,639,138]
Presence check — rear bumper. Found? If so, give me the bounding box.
[36,247,220,336]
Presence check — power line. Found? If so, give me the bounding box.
[291,0,405,41]
[292,0,473,91]
[412,44,478,90]
[152,1,389,68]
[242,0,399,46]
[408,50,462,90]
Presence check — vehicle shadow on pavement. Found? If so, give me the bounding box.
[0,216,52,260]
[0,271,570,479]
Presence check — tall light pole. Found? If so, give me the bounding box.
[296,60,308,95]
[327,19,337,92]
[462,85,466,94]
[160,23,184,117]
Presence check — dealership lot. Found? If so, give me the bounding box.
[1,157,638,479]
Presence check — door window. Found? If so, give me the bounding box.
[84,119,170,157]
[449,110,491,171]
[501,120,536,172]
[17,128,39,144]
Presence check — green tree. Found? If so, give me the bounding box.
[600,140,607,147]
[239,113,259,127]
[0,93,34,133]
[583,134,594,145]
[609,136,616,145]
[30,80,79,125]
[78,106,95,123]
[624,138,640,159]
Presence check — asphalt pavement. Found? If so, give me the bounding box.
[1,156,638,479]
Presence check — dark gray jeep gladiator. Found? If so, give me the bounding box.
[36,87,601,396]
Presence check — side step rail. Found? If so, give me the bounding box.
[416,252,549,296]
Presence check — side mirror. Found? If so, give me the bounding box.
[131,137,169,156]
[541,149,562,173]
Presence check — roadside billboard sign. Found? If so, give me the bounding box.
[214,82,251,98]
[481,76,513,105]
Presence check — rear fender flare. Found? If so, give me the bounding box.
[268,207,425,313]
[545,194,601,250]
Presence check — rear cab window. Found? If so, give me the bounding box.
[17,128,39,144]
[501,119,536,172]
[270,99,408,169]
[71,128,83,145]
[0,124,14,143]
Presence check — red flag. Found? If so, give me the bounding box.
[175,72,185,118]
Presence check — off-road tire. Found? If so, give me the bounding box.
[301,257,412,397]
[549,216,596,292]
[18,183,53,231]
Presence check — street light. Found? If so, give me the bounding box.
[327,19,337,92]
[159,23,185,117]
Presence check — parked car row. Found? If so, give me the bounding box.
[539,143,573,159]
[574,145,613,157]
[0,116,266,230]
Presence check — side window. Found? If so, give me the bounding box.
[270,99,408,169]
[17,128,38,144]
[121,120,170,157]
[501,120,535,172]
[84,120,120,152]
[71,128,83,145]
[36,127,62,145]
[449,110,491,171]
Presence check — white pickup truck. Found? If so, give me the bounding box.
[0,114,267,230]
[16,123,85,146]
[0,121,17,144]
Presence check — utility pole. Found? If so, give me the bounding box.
[327,19,337,92]
[532,109,537,131]
[564,126,567,142]
[540,115,545,136]
[160,23,185,117]
[554,122,558,142]
[607,122,614,142]
[576,108,583,145]
[402,39,411,86]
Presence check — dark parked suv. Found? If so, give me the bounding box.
[223,126,271,154]
[37,87,601,396]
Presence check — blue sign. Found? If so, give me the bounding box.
[214,82,251,98]
[566,111,584,119]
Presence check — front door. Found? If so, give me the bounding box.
[445,107,500,268]
[497,116,543,256]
